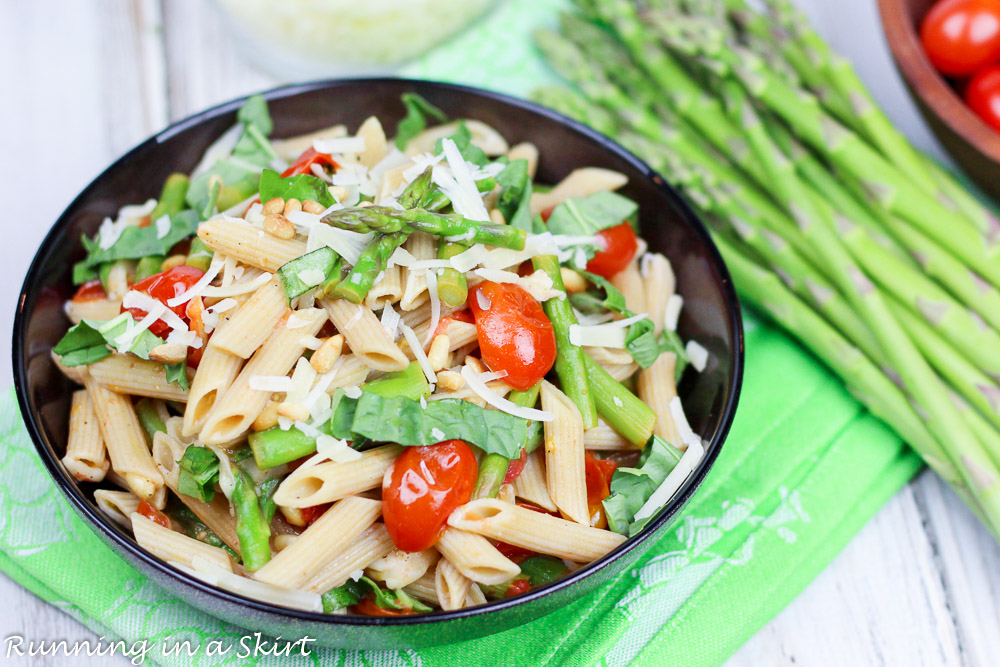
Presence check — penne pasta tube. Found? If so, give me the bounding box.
[400,233,434,311]
[88,355,189,401]
[506,142,539,180]
[198,218,306,271]
[638,352,682,447]
[584,419,634,450]
[199,308,326,445]
[435,557,472,611]
[586,346,640,382]
[364,264,404,310]
[641,253,676,335]
[320,298,408,372]
[94,489,139,528]
[324,354,374,391]
[83,375,163,499]
[512,449,557,511]
[465,583,487,608]
[435,528,520,586]
[64,297,122,324]
[303,523,395,594]
[402,571,438,604]
[131,513,233,572]
[273,445,402,508]
[611,259,647,315]
[448,499,627,563]
[182,345,242,437]
[52,350,88,384]
[272,123,346,161]
[541,381,589,525]
[357,116,388,168]
[254,496,382,589]
[209,276,289,359]
[63,389,109,482]
[367,548,439,590]
[529,167,628,214]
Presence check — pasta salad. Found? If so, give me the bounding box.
[53,93,708,615]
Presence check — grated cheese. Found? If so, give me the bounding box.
[633,437,705,522]
[297,268,327,287]
[115,302,165,349]
[343,385,362,399]
[685,340,708,372]
[167,255,225,307]
[155,214,172,239]
[440,138,490,222]
[199,271,272,299]
[299,335,323,351]
[669,396,701,448]
[191,123,242,177]
[206,445,237,500]
[460,366,555,422]
[306,222,373,265]
[568,313,649,348]
[285,311,311,329]
[380,302,401,340]
[313,136,367,155]
[473,268,563,302]
[400,323,437,386]
[431,427,446,441]
[664,295,684,332]
[166,328,203,350]
[449,244,490,273]
[387,246,416,268]
[286,357,317,405]
[476,289,491,311]
[248,375,295,393]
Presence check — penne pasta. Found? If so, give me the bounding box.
[304,523,395,594]
[209,276,289,359]
[529,167,628,214]
[584,419,634,450]
[367,548,439,590]
[641,253,676,335]
[131,513,233,572]
[273,445,402,508]
[435,557,472,611]
[88,355,189,401]
[435,528,520,586]
[63,389,109,482]
[64,297,122,324]
[319,298,409,372]
[540,381,589,525]
[94,489,139,528]
[182,345,242,437]
[611,258,647,315]
[448,499,627,562]
[400,233,434,311]
[198,218,306,272]
[364,264,404,310]
[638,352,682,447]
[512,449,557,511]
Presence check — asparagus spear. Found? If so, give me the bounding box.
[322,207,526,250]
[232,468,271,571]
[474,383,543,499]
[331,232,410,304]
[149,173,190,222]
[436,238,469,308]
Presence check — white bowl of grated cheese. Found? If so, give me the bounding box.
[214,0,498,78]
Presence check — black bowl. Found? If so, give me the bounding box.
[12,78,743,649]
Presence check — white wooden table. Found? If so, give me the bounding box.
[1,1,997,665]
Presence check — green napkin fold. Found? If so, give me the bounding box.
[0,317,920,666]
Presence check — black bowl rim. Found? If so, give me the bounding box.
[13,77,744,628]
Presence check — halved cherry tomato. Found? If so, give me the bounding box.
[382,439,478,552]
[138,499,170,528]
[281,147,340,178]
[468,282,556,390]
[502,448,529,485]
[72,279,108,302]
[540,205,556,222]
[351,597,416,616]
[585,454,617,529]
[921,0,1000,76]
[121,265,205,338]
[966,63,1000,131]
[505,578,533,598]
[432,309,475,339]
[585,222,639,279]
[300,503,332,525]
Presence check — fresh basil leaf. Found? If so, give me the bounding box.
[73,210,201,282]
[602,436,683,536]
[322,580,366,613]
[259,169,335,208]
[277,247,341,301]
[624,318,659,369]
[256,477,281,523]
[359,577,433,612]
[164,361,189,390]
[497,159,534,231]
[177,445,220,503]
[518,555,569,587]
[395,93,447,150]
[435,122,489,166]
[186,160,260,216]
[53,314,166,367]
[237,94,273,136]
[578,271,628,314]
[545,191,638,236]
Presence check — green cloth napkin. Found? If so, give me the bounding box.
[0,1,922,663]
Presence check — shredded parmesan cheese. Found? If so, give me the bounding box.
[568,313,648,348]
[460,366,555,422]
[633,438,705,522]
[685,340,708,372]
[664,295,684,332]
[167,255,225,307]
[248,376,295,393]
[400,323,437,387]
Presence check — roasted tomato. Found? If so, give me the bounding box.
[72,279,108,302]
[468,282,556,390]
[281,147,339,177]
[502,448,529,485]
[121,265,204,338]
[351,597,416,616]
[137,499,170,528]
[585,222,639,279]
[382,439,478,552]
[585,454,618,529]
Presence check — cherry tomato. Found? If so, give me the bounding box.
[300,503,332,525]
[966,64,1000,131]
[585,222,639,279]
[432,309,474,339]
[540,205,556,222]
[121,265,205,338]
[585,454,618,529]
[921,0,1000,76]
[137,499,170,528]
[505,578,533,598]
[72,279,108,302]
[382,440,478,552]
[502,448,528,485]
[351,597,416,616]
[468,282,556,390]
[281,147,340,177]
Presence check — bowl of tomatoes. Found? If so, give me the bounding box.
[879,0,1000,199]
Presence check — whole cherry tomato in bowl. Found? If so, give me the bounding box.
[121,265,205,338]
[920,0,1000,77]
[585,221,639,279]
[965,63,1000,131]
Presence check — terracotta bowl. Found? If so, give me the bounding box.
[879,0,1000,199]
[12,78,743,649]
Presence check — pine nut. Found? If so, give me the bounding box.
[328,185,350,203]
[276,402,310,422]
[148,342,187,365]
[489,209,506,225]
[262,197,285,215]
[464,356,487,374]
[160,254,187,271]
[309,334,344,373]
[436,370,466,392]
[264,213,296,240]
[274,534,298,551]
[427,334,451,372]
[280,505,305,527]
[283,198,302,215]
[560,267,588,294]
[302,199,325,215]
[252,401,279,432]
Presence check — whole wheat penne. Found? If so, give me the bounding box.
[611,259,647,315]
[84,375,162,499]
[88,355,189,401]
[512,449,557,511]
[435,557,472,611]
[94,489,139,528]
[198,218,306,271]
[365,264,404,310]
[584,419,634,451]
[435,528,520,586]
[273,445,402,508]
[320,298,408,372]
[448,499,626,562]
[400,233,434,311]
[638,352,682,447]
[641,253,676,335]
[63,389,108,482]
[131,512,233,572]
[182,345,242,437]
[304,523,395,594]
[541,381,589,525]
[209,276,289,358]
[199,308,325,445]
[254,497,382,589]
[403,571,438,604]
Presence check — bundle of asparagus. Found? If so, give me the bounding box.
[530,0,1000,538]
